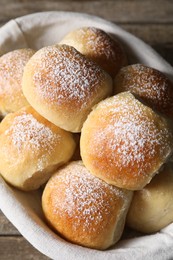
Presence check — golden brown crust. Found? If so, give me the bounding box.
[22,44,112,132]
[0,48,35,117]
[80,92,173,190]
[114,64,173,119]
[60,27,128,78]
[127,163,173,233]
[42,161,133,250]
[0,106,76,191]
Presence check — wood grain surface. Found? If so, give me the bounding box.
[1,0,173,24]
[0,0,173,259]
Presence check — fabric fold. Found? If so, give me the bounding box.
[0,19,28,55]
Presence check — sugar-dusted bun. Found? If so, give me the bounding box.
[22,44,112,133]
[127,163,173,233]
[114,64,173,119]
[80,92,173,190]
[42,161,133,250]
[60,27,127,78]
[0,106,76,191]
[0,49,35,117]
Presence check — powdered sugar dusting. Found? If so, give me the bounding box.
[91,93,172,176]
[33,45,105,109]
[79,27,122,63]
[114,64,173,115]
[51,162,127,233]
[4,110,60,170]
[0,49,35,96]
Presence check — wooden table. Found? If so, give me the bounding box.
[0,0,173,259]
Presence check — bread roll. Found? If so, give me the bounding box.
[127,163,173,233]
[80,92,173,190]
[60,27,127,78]
[22,44,112,133]
[42,161,133,250]
[114,64,173,119]
[0,48,35,117]
[0,106,76,191]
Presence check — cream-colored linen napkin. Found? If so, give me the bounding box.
[0,11,173,260]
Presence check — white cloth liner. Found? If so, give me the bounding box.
[0,11,173,260]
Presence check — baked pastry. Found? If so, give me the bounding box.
[60,27,127,78]
[114,64,173,119]
[0,106,76,191]
[42,161,133,250]
[127,163,173,233]
[22,44,112,132]
[0,48,35,118]
[80,92,173,190]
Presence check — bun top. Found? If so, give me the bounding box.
[0,106,75,172]
[60,27,127,77]
[1,107,60,157]
[0,106,76,190]
[0,48,35,116]
[22,44,112,132]
[47,161,128,224]
[114,64,173,119]
[31,44,106,110]
[42,161,132,249]
[80,92,173,190]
